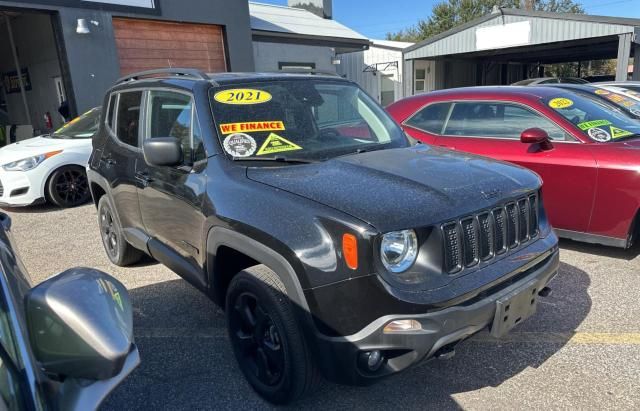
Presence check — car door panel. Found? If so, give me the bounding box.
[137,89,208,273]
[100,92,145,231]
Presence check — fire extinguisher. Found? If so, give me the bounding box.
[44,112,53,130]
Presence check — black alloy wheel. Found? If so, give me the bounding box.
[100,206,118,260]
[229,291,286,387]
[226,266,320,404]
[48,166,90,207]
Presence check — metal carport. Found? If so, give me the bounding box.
[403,8,640,96]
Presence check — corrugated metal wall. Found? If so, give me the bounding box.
[405,14,635,60]
[338,46,405,104]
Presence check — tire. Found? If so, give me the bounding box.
[47,165,91,208]
[97,195,142,266]
[226,265,320,404]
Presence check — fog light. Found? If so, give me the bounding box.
[358,350,384,372]
[383,319,422,333]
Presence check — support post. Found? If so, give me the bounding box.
[5,15,32,128]
[633,43,640,81]
[616,33,632,82]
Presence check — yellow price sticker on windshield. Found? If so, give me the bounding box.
[549,98,574,109]
[214,89,272,105]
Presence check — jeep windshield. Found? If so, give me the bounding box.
[544,93,640,142]
[209,79,409,162]
[49,107,101,139]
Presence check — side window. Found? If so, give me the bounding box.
[106,93,117,130]
[0,298,27,409]
[115,91,142,147]
[405,102,451,134]
[444,102,570,141]
[147,90,193,164]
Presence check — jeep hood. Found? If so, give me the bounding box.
[246,145,541,233]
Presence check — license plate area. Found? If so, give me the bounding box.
[490,279,540,338]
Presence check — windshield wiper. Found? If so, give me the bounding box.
[233,156,319,164]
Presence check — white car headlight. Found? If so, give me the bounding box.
[2,151,62,172]
[380,229,418,273]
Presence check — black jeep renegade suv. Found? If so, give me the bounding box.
[87,68,559,404]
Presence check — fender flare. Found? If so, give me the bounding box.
[206,226,312,317]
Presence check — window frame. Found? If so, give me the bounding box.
[109,89,146,151]
[403,99,580,143]
[143,87,205,166]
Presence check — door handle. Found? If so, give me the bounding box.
[135,172,154,186]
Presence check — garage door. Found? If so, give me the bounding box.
[112,18,227,76]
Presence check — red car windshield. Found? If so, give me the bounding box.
[544,93,640,142]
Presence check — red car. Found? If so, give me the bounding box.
[387,86,640,248]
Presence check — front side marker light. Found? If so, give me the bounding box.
[383,319,422,333]
[342,233,358,270]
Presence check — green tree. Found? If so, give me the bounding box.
[386,0,584,42]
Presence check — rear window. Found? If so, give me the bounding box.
[209,80,408,161]
[545,93,640,142]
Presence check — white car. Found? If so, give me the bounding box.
[0,107,100,208]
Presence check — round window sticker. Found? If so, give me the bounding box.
[594,89,610,95]
[549,98,574,109]
[223,133,257,157]
[588,127,611,142]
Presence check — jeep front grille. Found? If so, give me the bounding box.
[442,193,539,274]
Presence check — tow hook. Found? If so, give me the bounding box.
[538,287,552,297]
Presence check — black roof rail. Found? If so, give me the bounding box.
[116,68,214,84]
[275,69,343,78]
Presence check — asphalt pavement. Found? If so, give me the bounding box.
[4,203,640,410]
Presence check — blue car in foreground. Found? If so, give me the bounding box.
[0,212,139,410]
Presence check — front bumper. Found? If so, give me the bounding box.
[0,169,44,207]
[313,247,559,385]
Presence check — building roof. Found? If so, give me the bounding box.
[404,8,640,60]
[370,39,414,50]
[249,2,369,49]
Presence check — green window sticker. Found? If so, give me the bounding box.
[577,120,612,131]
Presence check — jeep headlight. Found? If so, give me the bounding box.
[2,151,62,172]
[380,229,418,273]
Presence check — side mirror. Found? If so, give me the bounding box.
[143,137,182,167]
[26,268,134,380]
[521,128,553,150]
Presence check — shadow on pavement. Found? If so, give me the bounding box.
[0,203,63,214]
[559,238,640,261]
[101,261,590,410]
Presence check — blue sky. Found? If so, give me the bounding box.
[256,0,640,39]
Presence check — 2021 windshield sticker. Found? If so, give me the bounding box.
[549,98,573,109]
[256,133,302,155]
[220,121,285,135]
[577,119,612,131]
[214,89,272,105]
[223,133,257,157]
[588,127,611,142]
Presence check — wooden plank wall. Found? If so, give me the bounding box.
[112,18,227,75]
